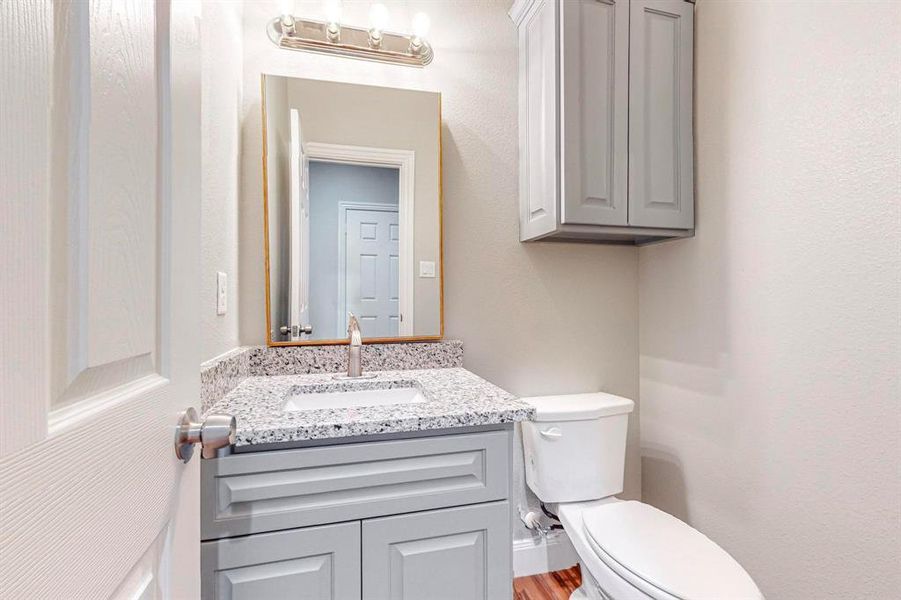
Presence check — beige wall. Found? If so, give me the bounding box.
[201,0,243,362]
[638,1,901,598]
[238,0,641,536]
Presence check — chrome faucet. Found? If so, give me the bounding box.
[346,312,363,377]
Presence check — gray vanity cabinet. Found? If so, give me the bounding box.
[201,522,361,600]
[510,0,695,244]
[362,502,512,600]
[201,428,514,600]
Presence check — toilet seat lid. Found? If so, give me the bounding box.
[583,501,763,600]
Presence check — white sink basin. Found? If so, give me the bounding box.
[283,386,426,411]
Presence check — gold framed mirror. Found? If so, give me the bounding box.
[261,75,443,346]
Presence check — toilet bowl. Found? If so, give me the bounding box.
[522,393,764,600]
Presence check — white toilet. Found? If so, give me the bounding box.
[522,393,764,600]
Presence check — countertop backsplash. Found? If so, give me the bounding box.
[201,340,464,412]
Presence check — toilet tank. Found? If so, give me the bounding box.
[521,393,634,503]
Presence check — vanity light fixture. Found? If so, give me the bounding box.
[267,2,434,67]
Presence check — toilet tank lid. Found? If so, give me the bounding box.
[521,392,634,421]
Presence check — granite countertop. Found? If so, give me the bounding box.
[206,367,535,447]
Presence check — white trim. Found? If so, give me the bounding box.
[337,201,400,338]
[288,109,304,341]
[513,531,580,578]
[306,142,414,336]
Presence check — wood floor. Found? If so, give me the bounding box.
[513,565,582,600]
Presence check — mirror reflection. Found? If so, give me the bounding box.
[262,75,442,344]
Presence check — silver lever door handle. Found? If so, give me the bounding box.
[174,407,236,462]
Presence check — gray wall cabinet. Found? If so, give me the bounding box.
[201,428,514,600]
[509,0,695,244]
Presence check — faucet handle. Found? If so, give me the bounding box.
[347,312,362,345]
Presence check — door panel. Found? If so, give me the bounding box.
[344,207,400,338]
[561,0,629,226]
[0,1,201,597]
[628,0,695,229]
[201,522,361,600]
[362,502,512,600]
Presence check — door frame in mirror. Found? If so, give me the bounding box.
[309,143,414,339]
[261,75,444,346]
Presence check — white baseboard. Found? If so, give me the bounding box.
[513,530,580,577]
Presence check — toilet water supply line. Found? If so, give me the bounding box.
[519,503,565,537]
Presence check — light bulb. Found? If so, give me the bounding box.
[323,0,342,41]
[277,0,295,17]
[323,0,342,24]
[277,0,296,34]
[369,3,390,32]
[411,12,430,39]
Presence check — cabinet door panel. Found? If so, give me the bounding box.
[561,0,629,225]
[628,0,694,229]
[518,0,559,240]
[362,502,511,600]
[201,521,361,600]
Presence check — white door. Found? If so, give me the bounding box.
[343,206,400,338]
[288,109,311,341]
[1,1,202,598]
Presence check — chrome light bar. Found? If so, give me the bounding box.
[267,15,434,68]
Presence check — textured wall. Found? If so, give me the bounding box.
[201,0,243,361]
[238,0,641,538]
[638,1,901,598]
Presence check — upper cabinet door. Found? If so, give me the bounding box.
[516,0,559,240]
[628,0,695,229]
[561,0,629,226]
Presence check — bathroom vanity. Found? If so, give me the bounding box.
[199,64,527,600]
[199,354,533,600]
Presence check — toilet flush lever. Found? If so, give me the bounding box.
[539,427,563,440]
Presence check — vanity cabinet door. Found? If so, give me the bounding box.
[201,521,361,600]
[362,502,512,600]
[628,0,695,229]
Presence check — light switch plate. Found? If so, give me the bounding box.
[216,272,227,315]
[419,261,436,278]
